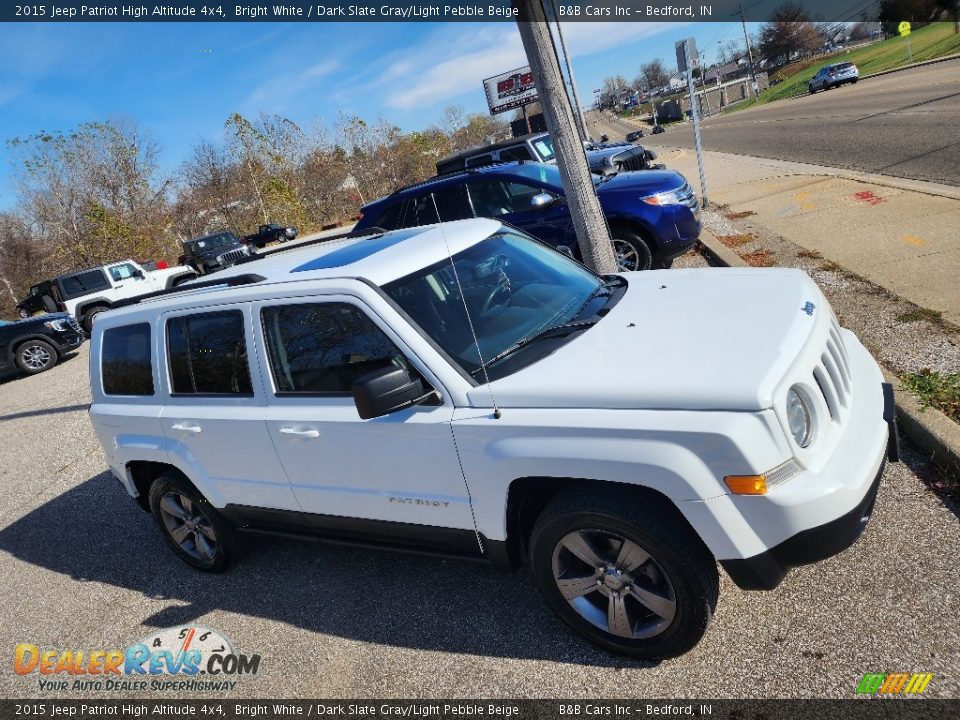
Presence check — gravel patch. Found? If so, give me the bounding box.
[701,206,960,377]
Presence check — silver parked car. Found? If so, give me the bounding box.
[809,62,859,93]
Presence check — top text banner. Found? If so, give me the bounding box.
[3,1,881,23]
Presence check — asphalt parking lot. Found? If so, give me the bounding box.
[1,343,958,699]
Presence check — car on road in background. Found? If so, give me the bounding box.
[809,62,859,93]
[0,313,83,378]
[354,161,700,272]
[16,280,58,319]
[625,130,645,142]
[178,230,253,275]
[88,218,897,659]
[243,223,298,249]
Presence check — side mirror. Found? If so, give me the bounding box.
[132,269,145,279]
[352,365,438,420]
[530,192,556,209]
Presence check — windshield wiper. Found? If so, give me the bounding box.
[470,319,599,378]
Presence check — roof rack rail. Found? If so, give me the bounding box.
[388,160,529,196]
[232,226,387,266]
[110,273,267,310]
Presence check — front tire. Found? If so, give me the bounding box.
[82,306,107,334]
[528,488,718,659]
[18,308,30,319]
[149,474,238,572]
[611,230,653,272]
[15,339,58,375]
[808,84,815,95]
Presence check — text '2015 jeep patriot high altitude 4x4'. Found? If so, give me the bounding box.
[88,219,899,658]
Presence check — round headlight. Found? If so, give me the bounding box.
[786,388,813,448]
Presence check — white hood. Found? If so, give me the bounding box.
[467,267,825,412]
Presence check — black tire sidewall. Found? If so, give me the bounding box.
[16,339,57,374]
[529,497,716,659]
[148,474,237,573]
[82,307,106,334]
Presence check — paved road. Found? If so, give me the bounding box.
[598,60,960,187]
[1,346,958,699]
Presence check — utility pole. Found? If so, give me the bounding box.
[513,0,616,273]
[550,1,589,141]
[683,40,709,208]
[738,1,759,98]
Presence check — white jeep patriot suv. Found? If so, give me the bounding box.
[88,218,898,658]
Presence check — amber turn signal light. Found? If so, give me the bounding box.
[724,475,767,495]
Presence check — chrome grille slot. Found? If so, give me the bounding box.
[814,366,841,420]
[826,337,851,394]
[821,350,847,408]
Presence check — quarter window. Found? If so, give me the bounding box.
[167,311,252,395]
[102,323,154,396]
[261,303,418,394]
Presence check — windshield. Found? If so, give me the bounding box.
[532,137,555,163]
[192,232,235,250]
[384,231,603,382]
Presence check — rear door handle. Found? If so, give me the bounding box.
[278,427,320,438]
[171,423,202,434]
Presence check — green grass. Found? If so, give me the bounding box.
[900,369,960,423]
[725,23,960,113]
[897,307,944,324]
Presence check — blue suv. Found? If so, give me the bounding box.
[354,162,701,271]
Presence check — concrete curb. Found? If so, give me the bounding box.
[698,227,960,480]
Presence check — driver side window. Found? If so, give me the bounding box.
[467,180,545,218]
[261,303,421,395]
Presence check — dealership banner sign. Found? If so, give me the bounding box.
[483,67,538,116]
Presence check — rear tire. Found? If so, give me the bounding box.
[528,487,718,659]
[18,308,31,319]
[611,230,653,272]
[149,474,239,572]
[15,339,58,375]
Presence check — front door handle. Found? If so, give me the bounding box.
[278,427,320,438]
[171,423,202,434]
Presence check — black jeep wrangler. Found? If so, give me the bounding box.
[16,280,58,319]
[178,231,252,274]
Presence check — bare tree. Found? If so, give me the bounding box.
[759,2,823,65]
[640,59,671,91]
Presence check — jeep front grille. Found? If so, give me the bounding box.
[218,249,247,266]
[813,318,853,421]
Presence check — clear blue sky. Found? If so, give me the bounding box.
[0,20,759,209]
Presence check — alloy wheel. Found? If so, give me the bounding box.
[21,344,53,370]
[551,529,677,639]
[612,239,641,272]
[158,492,219,562]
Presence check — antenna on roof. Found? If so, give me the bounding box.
[429,196,501,420]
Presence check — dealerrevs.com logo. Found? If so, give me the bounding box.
[14,626,261,693]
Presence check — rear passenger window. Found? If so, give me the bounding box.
[261,303,419,394]
[102,323,154,396]
[432,185,473,221]
[61,270,109,297]
[167,311,252,395]
[371,202,404,230]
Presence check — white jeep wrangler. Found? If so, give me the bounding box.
[88,219,898,658]
[54,259,197,332]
